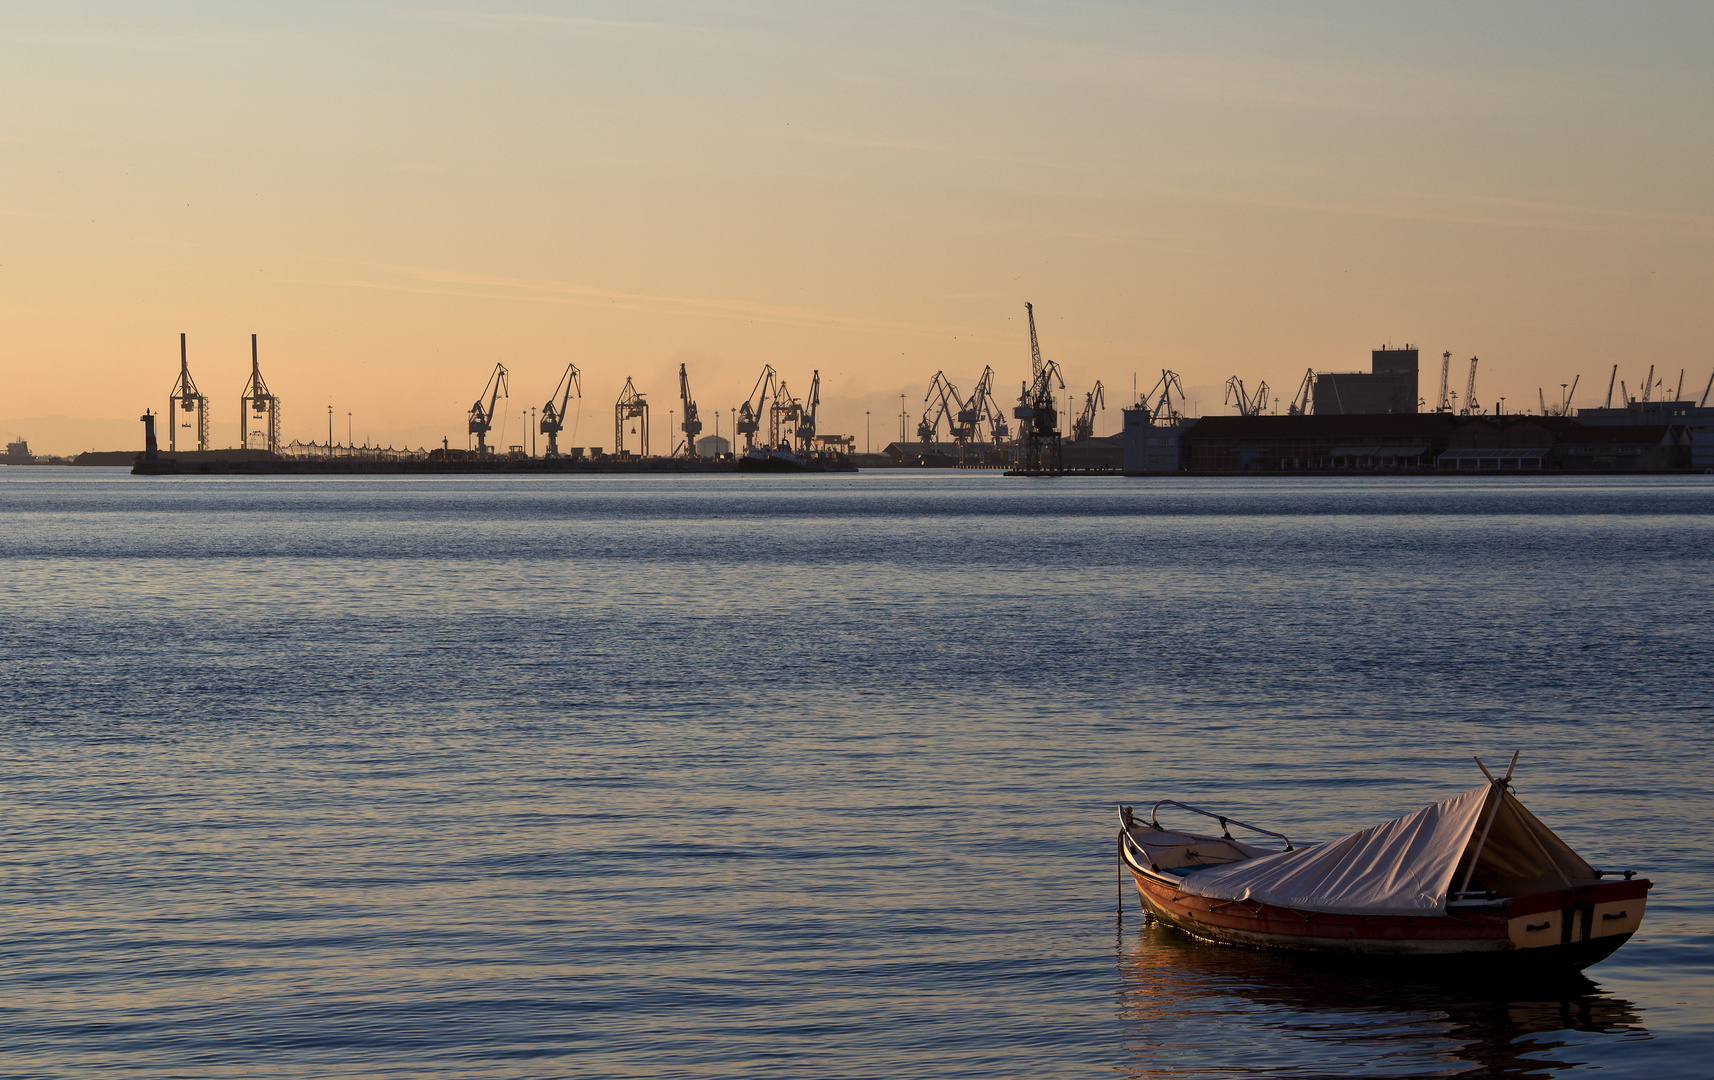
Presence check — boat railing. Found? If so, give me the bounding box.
[1147,800,1294,851]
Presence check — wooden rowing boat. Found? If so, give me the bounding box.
[1118,756,1650,970]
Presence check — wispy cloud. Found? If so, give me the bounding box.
[297,262,1014,344]
[416,9,726,37]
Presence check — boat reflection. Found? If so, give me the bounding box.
[1116,920,1647,1078]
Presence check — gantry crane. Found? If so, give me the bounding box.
[1461,357,1480,415]
[1641,364,1656,402]
[736,365,777,450]
[1605,364,1619,408]
[615,377,648,456]
[1702,369,1714,408]
[1013,302,1065,471]
[468,362,509,454]
[168,333,209,453]
[1437,352,1452,412]
[240,334,281,452]
[1072,381,1105,441]
[795,370,819,452]
[540,362,581,457]
[677,363,702,457]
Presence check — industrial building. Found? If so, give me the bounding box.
[1121,407,1189,473]
[1312,347,1420,415]
[1121,412,1699,474]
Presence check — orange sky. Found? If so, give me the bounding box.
[5,3,1712,453]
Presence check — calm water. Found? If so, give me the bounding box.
[1,469,1710,1078]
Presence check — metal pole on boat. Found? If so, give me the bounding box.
[1457,751,1518,897]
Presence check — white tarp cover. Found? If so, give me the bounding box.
[1176,785,1491,916]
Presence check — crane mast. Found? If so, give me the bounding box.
[168,333,209,453]
[540,362,581,457]
[240,334,281,452]
[677,363,702,457]
[1437,351,1451,412]
[1605,364,1619,409]
[468,362,509,454]
[1462,356,1479,415]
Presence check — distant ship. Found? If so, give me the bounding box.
[4,438,32,465]
[739,443,857,473]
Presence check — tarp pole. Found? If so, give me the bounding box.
[1456,752,1517,897]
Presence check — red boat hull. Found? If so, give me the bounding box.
[1123,838,1649,969]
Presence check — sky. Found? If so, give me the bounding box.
[4,1,1712,454]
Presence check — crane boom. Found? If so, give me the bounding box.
[1438,351,1451,412]
[1702,369,1714,408]
[1026,302,1044,380]
[1463,357,1479,415]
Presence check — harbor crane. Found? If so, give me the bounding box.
[615,377,648,456]
[168,333,209,453]
[959,365,1009,448]
[539,362,581,457]
[736,365,777,450]
[1641,364,1655,402]
[1538,375,1580,417]
[468,362,509,454]
[1287,369,1315,416]
[1223,376,1270,417]
[1013,301,1064,471]
[796,370,820,452]
[1702,369,1714,408]
[240,334,281,452]
[1143,370,1189,424]
[1674,369,1685,402]
[1605,364,1619,408]
[1072,381,1105,441]
[1461,357,1480,416]
[770,380,803,447]
[677,363,702,456]
[920,371,963,446]
[1437,352,1452,412]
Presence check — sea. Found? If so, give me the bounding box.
[1,468,1710,1079]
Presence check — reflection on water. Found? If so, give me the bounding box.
[1117,919,1647,1078]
